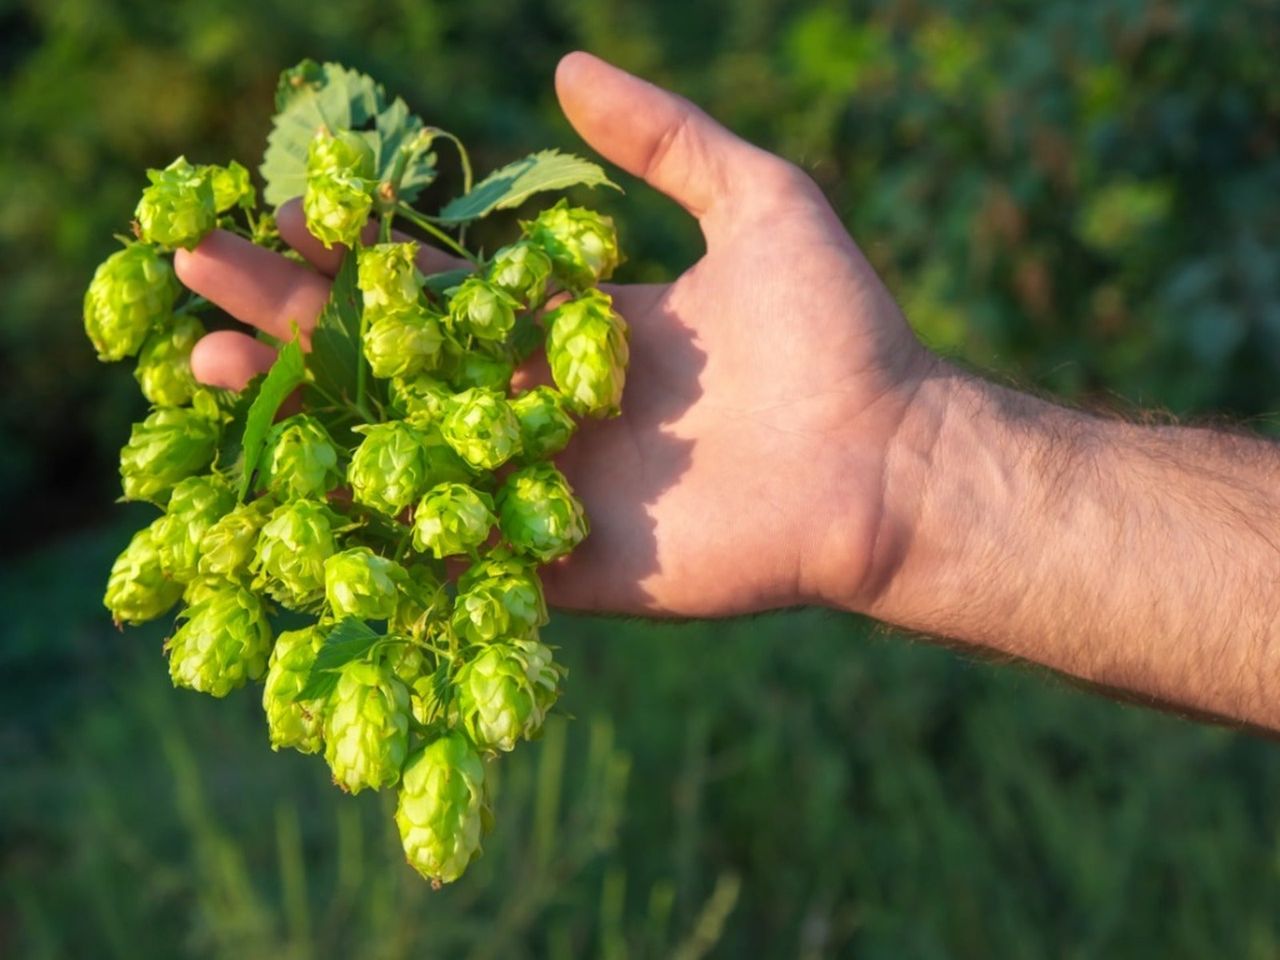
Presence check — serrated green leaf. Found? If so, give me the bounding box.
[294,617,381,702]
[214,374,263,476]
[422,267,474,299]
[306,250,362,405]
[237,336,306,500]
[261,61,437,207]
[436,150,619,224]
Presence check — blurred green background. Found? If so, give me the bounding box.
[4,0,1280,955]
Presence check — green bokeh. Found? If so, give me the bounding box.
[4,0,1280,955]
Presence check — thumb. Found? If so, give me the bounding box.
[555,52,767,221]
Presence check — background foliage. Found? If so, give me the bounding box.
[3,0,1280,956]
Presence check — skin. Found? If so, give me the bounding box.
[177,52,1280,732]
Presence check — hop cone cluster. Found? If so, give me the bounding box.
[91,60,627,887]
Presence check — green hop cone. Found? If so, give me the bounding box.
[323,659,410,794]
[252,499,342,608]
[262,626,326,754]
[166,583,272,697]
[510,387,575,460]
[389,374,452,422]
[198,498,272,581]
[446,277,519,342]
[304,173,373,249]
[445,348,515,393]
[303,130,376,249]
[411,482,495,559]
[135,156,217,251]
[349,421,470,517]
[544,288,629,418]
[364,309,444,379]
[386,636,445,726]
[487,241,553,308]
[84,243,178,362]
[522,199,619,289]
[496,463,588,562]
[358,242,423,318]
[103,521,183,625]
[453,551,547,644]
[396,732,487,885]
[324,547,409,621]
[134,314,203,406]
[307,127,377,180]
[440,388,522,471]
[206,160,255,212]
[391,564,448,639]
[261,414,342,501]
[452,640,561,752]
[120,406,221,504]
[348,421,431,517]
[152,474,235,582]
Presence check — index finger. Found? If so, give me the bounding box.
[174,231,330,344]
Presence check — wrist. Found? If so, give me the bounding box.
[844,362,1037,626]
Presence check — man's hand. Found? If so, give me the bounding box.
[177,51,1280,731]
[176,52,932,618]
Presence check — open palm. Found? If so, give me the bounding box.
[178,53,928,618]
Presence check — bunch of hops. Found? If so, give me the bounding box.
[91,60,628,887]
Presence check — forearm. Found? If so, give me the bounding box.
[859,363,1280,730]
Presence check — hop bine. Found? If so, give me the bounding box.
[87,59,631,887]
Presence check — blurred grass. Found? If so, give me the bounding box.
[5,525,1280,957]
[4,0,1280,955]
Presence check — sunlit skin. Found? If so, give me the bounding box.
[176,51,931,619]
[179,53,1280,731]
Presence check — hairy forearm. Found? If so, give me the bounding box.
[859,363,1280,730]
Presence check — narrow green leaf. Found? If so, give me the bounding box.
[436,150,619,225]
[213,376,263,475]
[422,267,473,299]
[306,250,363,406]
[237,337,306,500]
[294,618,381,702]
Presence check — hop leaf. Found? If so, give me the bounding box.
[134,315,203,407]
[152,475,235,583]
[510,386,575,461]
[364,309,444,379]
[166,583,273,697]
[263,626,326,754]
[496,462,588,562]
[440,388,522,471]
[452,640,561,752]
[261,414,342,501]
[486,241,553,308]
[411,482,495,559]
[544,288,629,418]
[251,499,343,608]
[120,406,221,504]
[522,199,619,289]
[198,498,273,581]
[446,277,520,342]
[324,658,410,794]
[396,732,487,885]
[135,157,217,251]
[324,546,409,621]
[84,243,178,362]
[103,521,184,626]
